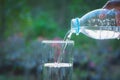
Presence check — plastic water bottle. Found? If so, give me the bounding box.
[71,9,120,39]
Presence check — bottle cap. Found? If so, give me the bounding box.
[71,18,80,35]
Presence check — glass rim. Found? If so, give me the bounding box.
[41,40,74,44]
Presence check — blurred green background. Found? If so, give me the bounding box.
[0,0,120,80]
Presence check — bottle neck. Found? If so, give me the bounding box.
[71,18,81,35]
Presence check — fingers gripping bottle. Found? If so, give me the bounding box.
[71,1,120,40]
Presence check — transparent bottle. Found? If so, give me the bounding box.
[71,8,120,39]
[70,0,120,40]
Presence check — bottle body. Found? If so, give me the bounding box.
[71,9,120,39]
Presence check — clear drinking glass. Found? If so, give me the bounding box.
[42,40,74,80]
